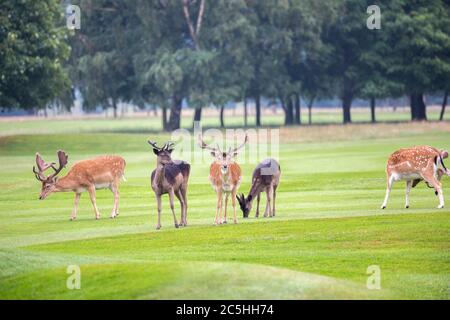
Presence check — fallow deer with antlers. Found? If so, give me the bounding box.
[381,146,449,209]
[33,150,126,220]
[148,141,190,230]
[200,134,248,225]
[237,158,281,219]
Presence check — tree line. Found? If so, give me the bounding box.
[1,0,449,130]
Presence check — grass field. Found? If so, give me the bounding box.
[0,114,449,299]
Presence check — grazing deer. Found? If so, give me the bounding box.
[237,158,281,218]
[200,134,248,224]
[148,141,190,230]
[381,146,449,209]
[33,150,126,220]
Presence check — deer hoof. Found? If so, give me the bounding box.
[156,225,161,230]
[70,217,76,221]
[438,205,444,209]
[175,224,179,228]
[234,220,237,224]
[381,206,386,210]
[405,205,409,209]
[223,220,227,224]
[95,216,100,220]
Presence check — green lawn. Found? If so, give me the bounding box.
[0,117,449,299]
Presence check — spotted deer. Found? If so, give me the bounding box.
[381,146,449,209]
[33,150,126,220]
[149,141,190,230]
[200,134,248,224]
[237,158,281,218]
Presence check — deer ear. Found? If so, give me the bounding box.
[247,194,252,202]
[442,150,449,159]
[153,148,160,155]
[210,151,216,157]
[168,149,173,154]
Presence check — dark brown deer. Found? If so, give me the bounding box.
[237,158,281,218]
[381,146,449,209]
[149,141,190,230]
[33,150,126,220]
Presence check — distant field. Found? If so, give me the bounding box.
[0,117,449,299]
[0,106,448,137]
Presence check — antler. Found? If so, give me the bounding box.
[48,150,68,179]
[33,151,68,181]
[148,140,164,151]
[198,135,221,154]
[148,140,175,151]
[229,134,248,155]
[164,141,175,151]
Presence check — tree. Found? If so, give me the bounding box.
[0,0,70,111]
[69,0,137,118]
[324,0,381,124]
[382,0,450,121]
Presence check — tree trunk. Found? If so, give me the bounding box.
[342,94,352,124]
[308,96,315,125]
[220,105,225,128]
[284,96,294,125]
[255,94,261,127]
[243,98,248,127]
[370,97,376,123]
[167,95,182,131]
[112,98,118,119]
[439,91,448,121]
[162,107,168,131]
[410,93,427,121]
[193,107,202,123]
[294,93,301,125]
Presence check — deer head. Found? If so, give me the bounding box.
[148,140,175,166]
[199,134,248,175]
[236,193,252,218]
[33,150,68,200]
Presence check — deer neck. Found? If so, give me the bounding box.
[247,182,261,204]
[153,164,166,187]
[53,175,73,192]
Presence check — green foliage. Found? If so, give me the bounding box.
[0,0,70,110]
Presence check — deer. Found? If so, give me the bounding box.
[148,141,190,230]
[381,146,449,209]
[199,134,248,225]
[33,150,126,220]
[237,158,281,219]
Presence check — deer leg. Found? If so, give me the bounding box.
[232,189,238,224]
[422,173,444,209]
[70,193,81,221]
[264,185,273,217]
[110,181,119,218]
[87,186,101,219]
[168,189,179,228]
[272,185,277,217]
[223,193,229,224]
[381,174,394,209]
[156,193,162,230]
[181,187,188,226]
[175,190,185,227]
[255,192,261,218]
[215,190,222,225]
[405,180,412,209]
